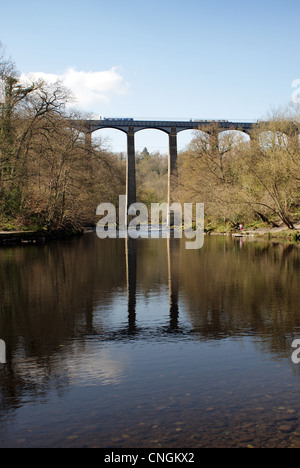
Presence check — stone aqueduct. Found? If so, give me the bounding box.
[80,118,255,210]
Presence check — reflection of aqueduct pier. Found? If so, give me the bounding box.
[82,119,255,210]
[126,238,181,334]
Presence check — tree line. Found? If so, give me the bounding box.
[1,45,299,233]
[177,112,300,231]
[0,45,125,232]
[129,116,300,232]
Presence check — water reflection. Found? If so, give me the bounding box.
[0,235,299,447]
[0,236,300,364]
[126,238,137,335]
[125,237,181,335]
[168,238,180,331]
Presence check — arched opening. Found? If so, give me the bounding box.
[135,128,169,154]
[258,130,288,150]
[177,129,197,152]
[218,130,251,153]
[134,129,169,205]
[177,129,210,156]
[88,128,127,213]
[91,127,128,161]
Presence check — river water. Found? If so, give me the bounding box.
[0,234,300,448]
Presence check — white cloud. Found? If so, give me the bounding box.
[20,67,129,110]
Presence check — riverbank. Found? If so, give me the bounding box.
[208,222,300,242]
[244,222,300,241]
[0,228,84,246]
[0,223,299,246]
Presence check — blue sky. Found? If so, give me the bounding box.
[0,0,299,151]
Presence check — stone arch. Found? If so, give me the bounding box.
[133,129,169,204]
[218,129,251,151]
[176,128,199,152]
[135,126,170,136]
[90,127,128,156]
[258,130,289,150]
[134,128,170,153]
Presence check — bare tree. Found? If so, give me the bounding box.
[0,47,126,231]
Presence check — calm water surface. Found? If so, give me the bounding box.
[0,234,300,448]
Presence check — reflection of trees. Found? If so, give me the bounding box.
[1,235,298,356]
[0,234,299,419]
[0,235,126,354]
[180,237,300,358]
[0,235,126,416]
